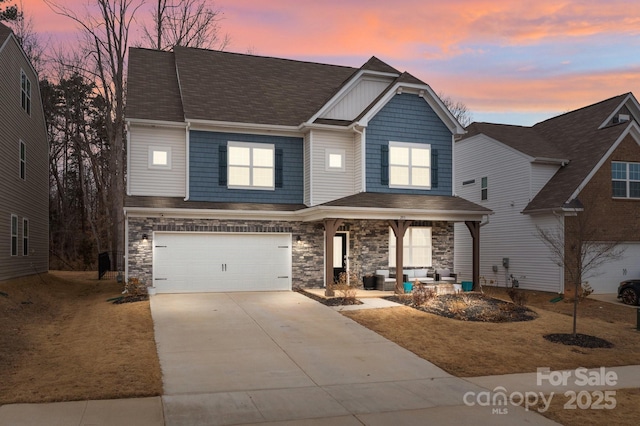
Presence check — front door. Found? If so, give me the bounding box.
[333,233,347,283]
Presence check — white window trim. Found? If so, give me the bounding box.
[22,218,29,256]
[612,161,640,199]
[227,141,275,191]
[10,214,18,256]
[388,141,431,190]
[20,69,31,116]
[325,148,346,171]
[389,226,433,267]
[148,146,172,170]
[19,140,26,180]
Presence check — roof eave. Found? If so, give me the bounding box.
[298,205,489,222]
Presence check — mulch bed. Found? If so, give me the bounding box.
[543,333,614,348]
[296,289,363,306]
[385,293,538,322]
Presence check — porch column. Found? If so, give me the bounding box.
[465,221,480,291]
[324,218,344,296]
[389,220,412,294]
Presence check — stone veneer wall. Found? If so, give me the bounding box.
[127,217,455,291]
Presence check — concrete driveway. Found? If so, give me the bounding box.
[151,291,557,425]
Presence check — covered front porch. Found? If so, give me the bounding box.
[298,193,490,296]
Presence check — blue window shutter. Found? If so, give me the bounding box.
[431,149,439,188]
[218,145,227,186]
[381,145,389,185]
[275,148,283,188]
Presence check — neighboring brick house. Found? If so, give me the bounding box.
[124,47,490,294]
[455,93,640,294]
[0,23,48,280]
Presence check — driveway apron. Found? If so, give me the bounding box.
[151,292,558,425]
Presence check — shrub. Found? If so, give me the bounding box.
[333,270,361,301]
[412,282,435,307]
[506,287,528,307]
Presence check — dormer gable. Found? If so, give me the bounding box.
[599,93,640,129]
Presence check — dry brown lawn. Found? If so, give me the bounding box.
[0,271,162,404]
[343,287,640,425]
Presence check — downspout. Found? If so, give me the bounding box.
[125,121,131,195]
[552,209,565,294]
[352,124,366,192]
[184,121,191,201]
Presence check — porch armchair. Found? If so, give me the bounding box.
[375,270,396,291]
[435,268,457,282]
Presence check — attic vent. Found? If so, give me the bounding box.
[614,114,630,124]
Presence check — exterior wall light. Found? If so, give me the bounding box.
[142,234,148,241]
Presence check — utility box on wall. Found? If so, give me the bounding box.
[502,258,509,269]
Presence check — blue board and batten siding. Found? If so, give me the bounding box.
[189,131,304,203]
[366,93,453,195]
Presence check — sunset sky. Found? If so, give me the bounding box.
[18,0,640,126]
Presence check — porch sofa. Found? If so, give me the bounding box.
[375,268,457,291]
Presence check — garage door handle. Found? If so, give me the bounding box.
[155,278,167,281]
[222,264,227,272]
[278,276,289,279]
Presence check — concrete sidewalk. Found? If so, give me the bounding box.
[1,292,638,425]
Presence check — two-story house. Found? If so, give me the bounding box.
[454,93,640,294]
[0,23,48,281]
[124,47,490,294]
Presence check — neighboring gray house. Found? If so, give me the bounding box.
[455,93,640,294]
[124,47,490,294]
[0,22,48,280]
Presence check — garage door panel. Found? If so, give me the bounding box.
[153,233,291,293]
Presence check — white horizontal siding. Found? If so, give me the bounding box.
[304,132,311,205]
[322,78,390,121]
[310,130,356,205]
[129,125,186,197]
[454,135,563,292]
[354,130,364,193]
[530,163,559,200]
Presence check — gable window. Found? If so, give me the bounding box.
[19,140,26,180]
[21,70,31,115]
[325,149,345,171]
[228,142,274,190]
[22,218,29,256]
[10,215,18,256]
[388,142,431,189]
[148,146,171,169]
[612,161,640,199]
[481,176,488,200]
[389,227,432,267]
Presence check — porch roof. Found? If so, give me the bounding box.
[124,193,490,222]
[300,193,491,222]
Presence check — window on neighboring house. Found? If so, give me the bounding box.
[389,142,431,189]
[325,149,345,171]
[612,161,640,198]
[21,70,31,115]
[228,142,274,189]
[10,215,18,256]
[19,140,26,180]
[148,146,171,169]
[389,227,432,267]
[481,176,488,200]
[22,218,29,256]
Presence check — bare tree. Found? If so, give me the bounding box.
[439,92,473,128]
[536,198,624,337]
[45,0,142,271]
[0,0,20,21]
[9,2,45,74]
[142,0,229,51]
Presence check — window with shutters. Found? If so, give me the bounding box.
[227,142,275,190]
[388,142,431,189]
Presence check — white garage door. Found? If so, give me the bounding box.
[586,243,640,294]
[153,233,292,293]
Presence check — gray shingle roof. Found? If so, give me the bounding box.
[0,22,12,44]
[462,93,633,212]
[124,196,306,211]
[126,47,428,126]
[320,192,491,213]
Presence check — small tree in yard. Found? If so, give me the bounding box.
[536,200,624,337]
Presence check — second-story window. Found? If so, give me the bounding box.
[389,142,431,189]
[612,161,640,199]
[325,149,345,171]
[19,140,26,180]
[21,70,31,115]
[148,146,171,169]
[228,142,274,190]
[10,215,18,256]
[481,176,488,200]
